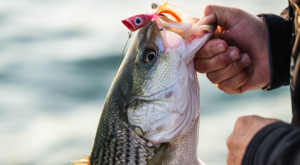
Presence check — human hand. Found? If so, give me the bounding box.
[227,115,280,165]
[195,5,270,94]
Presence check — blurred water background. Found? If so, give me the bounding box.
[0,0,291,165]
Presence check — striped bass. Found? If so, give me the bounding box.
[72,3,215,165]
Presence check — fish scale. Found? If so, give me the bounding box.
[91,101,157,165]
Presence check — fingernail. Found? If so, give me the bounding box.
[229,50,239,61]
[242,54,250,64]
[248,65,254,73]
[216,44,225,52]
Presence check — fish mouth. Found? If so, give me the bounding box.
[143,20,155,34]
[207,23,217,33]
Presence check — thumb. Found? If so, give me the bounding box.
[199,5,243,28]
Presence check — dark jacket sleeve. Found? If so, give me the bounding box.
[242,122,300,165]
[242,9,300,165]
[258,9,292,90]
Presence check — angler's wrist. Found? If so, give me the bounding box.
[257,14,292,91]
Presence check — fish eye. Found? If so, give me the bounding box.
[138,48,157,68]
[145,51,156,62]
[135,17,142,25]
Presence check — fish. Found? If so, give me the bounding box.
[72,2,215,165]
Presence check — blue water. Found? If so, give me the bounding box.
[0,0,290,165]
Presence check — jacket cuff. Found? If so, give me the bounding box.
[257,14,292,90]
[242,122,296,165]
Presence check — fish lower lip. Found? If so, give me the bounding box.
[149,21,155,26]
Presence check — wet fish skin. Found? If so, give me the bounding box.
[89,22,163,165]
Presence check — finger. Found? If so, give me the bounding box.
[207,54,251,84]
[200,5,246,28]
[228,154,240,165]
[195,46,241,73]
[212,26,236,46]
[217,63,254,94]
[226,133,235,149]
[227,134,244,165]
[226,152,233,165]
[199,5,230,26]
[196,39,228,58]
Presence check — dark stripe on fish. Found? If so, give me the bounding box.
[135,146,140,164]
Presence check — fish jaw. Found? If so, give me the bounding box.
[183,24,216,63]
[125,13,215,144]
[128,54,200,144]
[157,15,216,64]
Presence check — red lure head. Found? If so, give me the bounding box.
[121,14,152,32]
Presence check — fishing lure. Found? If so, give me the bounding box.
[121,1,183,32]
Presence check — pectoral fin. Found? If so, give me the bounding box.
[148,144,176,165]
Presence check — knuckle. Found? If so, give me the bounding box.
[236,116,245,124]
[217,82,233,94]
[195,60,205,73]
[238,90,245,94]
[220,80,229,90]
[226,135,233,147]
[203,47,211,58]
[216,55,226,68]
[231,59,247,74]
[206,73,217,84]
[240,69,251,80]
[236,115,260,127]
[201,43,231,65]
[236,116,249,126]
[196,65,206,73]
[231,61,239,72]
[197,43,209,57]
[203,4,214,12]
[235,86,249,95]
[216,83,224,90]
[234,88,242,95]
[248,115,260,120]
[203,40,221,58]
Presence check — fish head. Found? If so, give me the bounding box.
[84,5,215,165]
[118,15,215,145]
